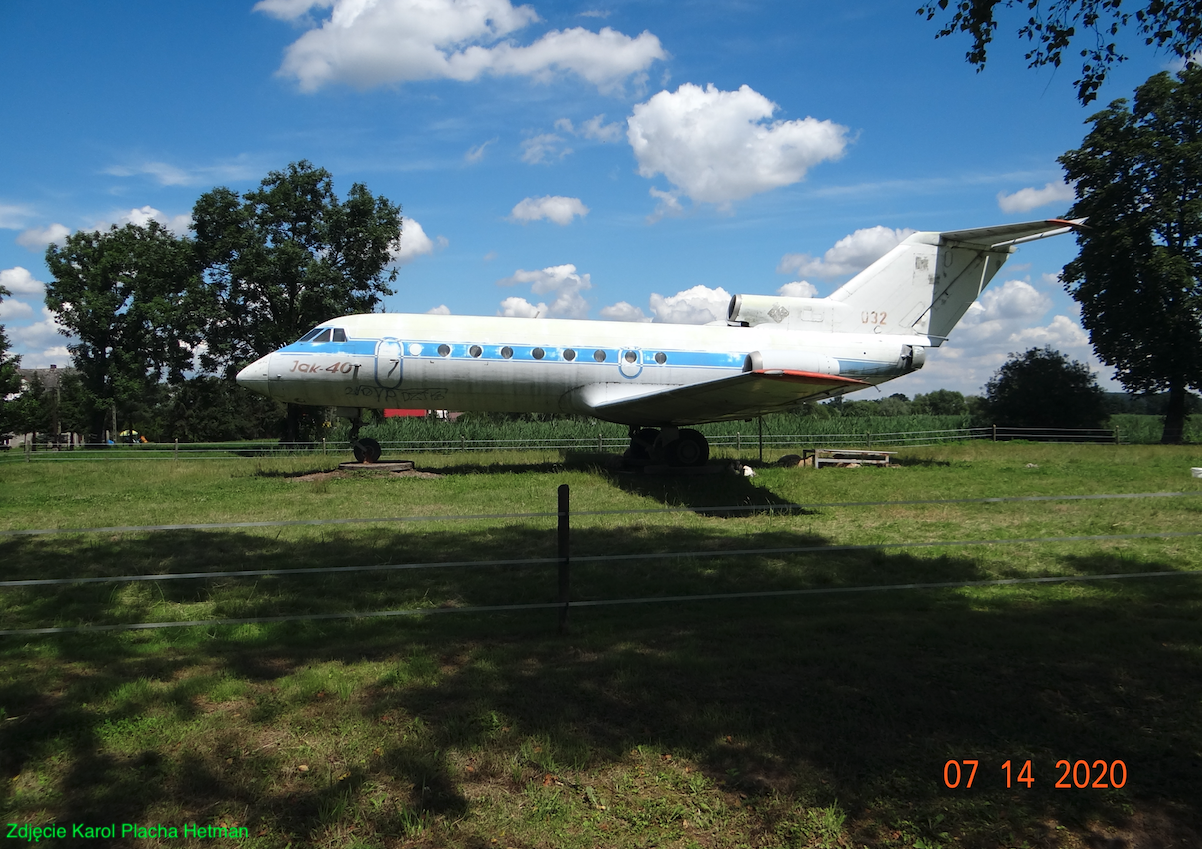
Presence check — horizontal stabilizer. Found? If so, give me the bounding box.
[938,218,1085,247]
[573,370,868,426]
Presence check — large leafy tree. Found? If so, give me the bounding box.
[984,346,1108,428]
[917,0,1202,104]
[1059,67,1202,443]
[0,285,23,433]
[44,220,200,438]
[192,160,402,377]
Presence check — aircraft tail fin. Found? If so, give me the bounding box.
[827,219,1082,344]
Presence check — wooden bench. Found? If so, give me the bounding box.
[803,448,896,468]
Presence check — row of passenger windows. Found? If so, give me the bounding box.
[441,344,668,364]
[299,329,670,364]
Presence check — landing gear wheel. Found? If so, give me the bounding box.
[352,437,382,463]
[624,427,661,462]
[667,428,709,467]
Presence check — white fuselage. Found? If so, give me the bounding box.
[237,312,929,426]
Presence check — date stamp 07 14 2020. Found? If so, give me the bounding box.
[943,759,1127,790]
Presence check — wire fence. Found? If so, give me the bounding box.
[2,425,1119,462]
[3,488,1195,638]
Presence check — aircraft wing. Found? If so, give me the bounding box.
[573,369,870,426]
[939,218,1085,247]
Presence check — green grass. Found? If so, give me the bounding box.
[1,444,1201,847]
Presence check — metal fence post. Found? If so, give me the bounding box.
[558,483,570,635]
[174,438,179,460]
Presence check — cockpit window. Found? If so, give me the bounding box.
[296,327,346,344]
[331,328,346,342]
[313,329,333,343]
[297,327,323,342]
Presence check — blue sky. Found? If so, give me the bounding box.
[0,0,1181,396]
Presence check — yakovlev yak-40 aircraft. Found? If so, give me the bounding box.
[237,219,1081,465]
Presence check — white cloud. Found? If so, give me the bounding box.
[17,223,71,251]
[627,83,849,207]
[111,206,194,234]
[997,180,1075,214]
[261,0,666,93]
[465,137,498,163]
[648,284,732,324]
[599,301,650,322]
[426,304,451,315]
[0,267,47,297]
[105,157,259,187]
[777,281,818,298]
[0,299,33,320]
[509,195,589,225]
[555,114,623,142]
[391,218,447,265]
[521,133,571,164]
[0,203,34,229]
[496,263,591,318]
[777,226,914,280]
[6,306,75,360]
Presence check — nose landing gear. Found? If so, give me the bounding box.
[623,425,710,468]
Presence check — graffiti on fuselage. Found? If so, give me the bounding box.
[374,338,404,389]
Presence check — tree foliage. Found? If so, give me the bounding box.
[0,285,23,433]
[44,220,200,438]
[1059,66,1202,443]
[984,346,1108,428]
[917,0,1202,103]
[191,160,403,376]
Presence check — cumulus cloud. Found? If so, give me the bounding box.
[0,299,33,320]
[5,306,75,365]
[17,223,71,251]
[777,226,915,280]
[259,0,666,93]
[509,195,589,225]
[391,218,447,266]
[105,157,259,187]
[497,263,591,318]
[997,180,1075,214]
[627,83,849,207]
[777,281,818,298]
[112,206,194,234]
[599,301,650,322]
[648,284,732,324]
[521,133,571,164]
[0,267,47,297]
[427,304,452,315]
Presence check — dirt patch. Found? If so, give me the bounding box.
[289,469,443,482]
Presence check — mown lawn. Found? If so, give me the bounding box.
[1,443,1200,848]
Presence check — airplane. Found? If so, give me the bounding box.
[236,218,1082,466]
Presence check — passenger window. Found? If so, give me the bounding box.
[563,348,577,361]
[469,345,482,358]
[654,352,667,364]
[501,346,514,359]
[532,347,545,360]
[593,350,606,362]
[438,344,451,357]
[623,350,638,363]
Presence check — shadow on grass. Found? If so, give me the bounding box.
[1,521,1200,847]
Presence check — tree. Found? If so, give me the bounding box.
[917,0,1202,103]
[0,285,22,433]
[983,346,1108,428]
[1059,67,1202,443]
[192,161,402,375]
[44,220,200,439]
[912,388,969,415]
[192,161,402,441]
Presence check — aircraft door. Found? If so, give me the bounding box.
[374,338,404,389]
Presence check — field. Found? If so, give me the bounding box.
[2,443,1201,848]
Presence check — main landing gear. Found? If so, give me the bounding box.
[624,425,710,468]
[347,414,382,463]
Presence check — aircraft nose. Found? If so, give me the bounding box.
[236,354,273,398]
